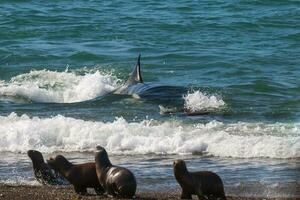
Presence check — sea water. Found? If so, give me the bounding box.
[0,0,299,197]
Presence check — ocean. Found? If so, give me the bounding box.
[0,0,299,198]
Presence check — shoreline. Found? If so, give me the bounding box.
[0,184,298,200]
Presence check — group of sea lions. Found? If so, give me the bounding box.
[28,146,226,199]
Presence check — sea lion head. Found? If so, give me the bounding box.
[27,150,44,164]
[95,146,112,168]
[47,155,72,173]
[173,159,188,174]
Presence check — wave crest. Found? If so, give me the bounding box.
[0,69,120,103]
[0,113,299,159]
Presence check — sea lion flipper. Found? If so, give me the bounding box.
[181,191,192,199]
[74,186,87,195]
[195,186,205,198]
[94,187,105,195]
[196,194,208,200]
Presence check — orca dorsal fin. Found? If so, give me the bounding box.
[126,54,143,84]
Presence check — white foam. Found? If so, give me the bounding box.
[183,90,225,113]
[0,179,39,186]
[0,113,299,159]
[159,105,178,114]
[0,69,120,103]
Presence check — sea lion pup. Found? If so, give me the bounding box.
[173,160,226,200]
[27,150,65,185]
[95,146,137,198]
[47,155,104,195]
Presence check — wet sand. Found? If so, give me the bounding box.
[0,184,297,200]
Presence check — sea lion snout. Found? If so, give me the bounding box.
[173,160,182,166]
[27,150,34,158]
[96,145,105,151]
[27,150,44,162]
[27,150,34,154]
[50,155,67,162]
[173,159,184,165]
[46,157,55,165]
[48,157,54,160]
[27,150,40,156]
[46,155,68,169]
[173,159,187,171]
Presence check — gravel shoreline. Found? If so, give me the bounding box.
[0,184,298,200]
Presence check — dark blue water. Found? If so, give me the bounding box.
[0,0,299,197]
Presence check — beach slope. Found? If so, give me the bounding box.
[0,184,297,200]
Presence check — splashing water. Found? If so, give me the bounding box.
[0,113,299,159]
[183,90,225,113]
[0,69,120,103]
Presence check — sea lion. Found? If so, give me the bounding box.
[47,155,104,195]
[173,160,226,200]
[27,150,67,185]
[95,146,137,198]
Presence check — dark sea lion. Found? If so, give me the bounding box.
[95,146,137,198]
[27,150,67,185]
[173,160,226,200]
[47,155,104,195]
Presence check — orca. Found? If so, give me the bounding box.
[114,54,187,101]
[112,55,215,116]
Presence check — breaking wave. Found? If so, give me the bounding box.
[0,69,120,103]
[0,113,299,159]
